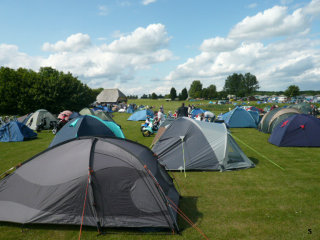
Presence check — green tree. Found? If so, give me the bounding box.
[151,92,158,99]
[170,87,177,100]
[179,87,188,100]
[284,85,300,97]
[207,84,217,99]
[243,73,259,96]
[223,73,244,96]
[189,80,203,98]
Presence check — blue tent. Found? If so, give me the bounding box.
[49,115,124,148]
[0,121,37,142]
[127,109,154,121]
[190,108,206,118]
[248,110,260,125]
[127,106,134,113]
[268,114,320,147]
[218,107,257,128]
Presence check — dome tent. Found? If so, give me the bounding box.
[218,106,257,128]
[49,115,125,148]
[152,117,254,171]
[127,109,154,121]
[269,114,320,147]
[0,121,37,142]
[0,137,179,232]
[79,107,115,123]
[25,109,57,130]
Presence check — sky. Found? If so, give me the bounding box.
[0,0,320,96]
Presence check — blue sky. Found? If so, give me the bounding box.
[0,0,319,96]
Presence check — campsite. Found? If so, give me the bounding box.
[0,99,319,240]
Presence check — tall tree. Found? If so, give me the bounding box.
[180,87,188,100]
[151,92,158,99]
[170,87,177,100]
[284,85,300,97]
[243,73,259,96]
[207,84,217,99]
[189,80,203,98]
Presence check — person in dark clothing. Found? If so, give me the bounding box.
[177,103,188,117]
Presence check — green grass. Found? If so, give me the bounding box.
[0,100,319,240]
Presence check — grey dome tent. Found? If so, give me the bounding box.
[0,137,179,232]
[152,117,254,171]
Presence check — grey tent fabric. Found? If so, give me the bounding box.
[0,137,179,232]
[152,117,254,171]
[96,89,127,103]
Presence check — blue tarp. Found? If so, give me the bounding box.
[218,107,257,128]
[0,121,37,142]
[127,109,154,121]
[269,114,320,147]
[49,115,124,147]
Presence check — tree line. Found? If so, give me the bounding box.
[0,67,98,115]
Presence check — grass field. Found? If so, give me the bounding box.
[0,100,319,240]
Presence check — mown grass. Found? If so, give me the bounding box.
[0,100,319,240]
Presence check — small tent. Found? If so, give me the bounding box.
[218,107,257,128]
[152,117,255,171]
[268,114,320,147]
[0,121,37,142]
[128,109,154,121]
[25,109,57,130]
[0,137,179,232]
[49,115,124,148]
[190,108,206,118]
[79,108,115,123]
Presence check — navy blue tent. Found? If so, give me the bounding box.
[127,109,154,121]
[269,114,320,147]
[218,107,257,128]
[69,112,80,120]
[49,115,124,148]
[0,121,37,142]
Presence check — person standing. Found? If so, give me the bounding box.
[177,103,188,117]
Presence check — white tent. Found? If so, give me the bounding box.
[25,109,57,130]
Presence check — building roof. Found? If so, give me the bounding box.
[96,89,127,103]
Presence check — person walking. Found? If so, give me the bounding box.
[177,103,188,117]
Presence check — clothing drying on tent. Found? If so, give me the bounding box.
[127,109,154,121]
[25,109,57,130]
[217,107,257,128]
[258,107,301,133]
[269,114,320,147]
[0,121,37,142]
[49,115,124,148]
[0,137,179,232]
[152,117,254,171]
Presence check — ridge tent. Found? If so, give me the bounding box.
[217,107,257,128]
[0,121,37,142]
[49,115,124,148]
[127,109,154,121]
[258,108,300,133]
[25,109,57,131]
[152,117,255,171]
[269,114,320,147]
[0,137,179,232]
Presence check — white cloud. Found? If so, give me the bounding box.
[166,1,320,91]
[247,3,257,9]
[106,24,170,54]
[142,0,157,6]
[42,33,91,52]
[98,5,109,16]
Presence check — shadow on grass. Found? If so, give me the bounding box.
[178,196,202,232]
[249,157,259,165]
